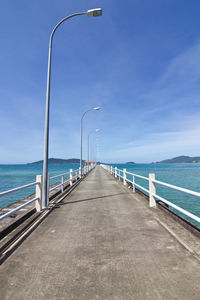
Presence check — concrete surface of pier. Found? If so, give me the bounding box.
[0,166,200,299]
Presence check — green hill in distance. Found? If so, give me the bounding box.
[156,155,200,163]
[27,158,83,165]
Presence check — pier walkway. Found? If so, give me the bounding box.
[0,166,200,299]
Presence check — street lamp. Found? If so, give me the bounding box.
[80,107,101,177]
[42,9,102,209]
[95,138,100,163]
[87,129,100,170]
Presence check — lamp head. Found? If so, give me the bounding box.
[93,107,101,111]
[87,8,102,17]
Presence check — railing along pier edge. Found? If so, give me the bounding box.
[101,164,200,228]
[0,164,96,222]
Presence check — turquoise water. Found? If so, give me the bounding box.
[109,163,200,228]
[0,163,200,228]
[0,164,80,208]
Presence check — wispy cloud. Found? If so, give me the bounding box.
[103,128,200,163]
[159,40,200,86]
[100,40,200,162]
[139,40,200,109]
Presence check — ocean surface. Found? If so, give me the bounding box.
[0,163,200,228]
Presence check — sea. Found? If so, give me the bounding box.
[0,163,200,228]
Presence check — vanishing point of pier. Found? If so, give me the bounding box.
[0,165,200,299]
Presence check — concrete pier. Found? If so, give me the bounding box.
[0,166,200,299]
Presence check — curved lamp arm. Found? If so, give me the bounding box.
[49,12,86,49]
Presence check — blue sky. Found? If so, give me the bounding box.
[1,0,200,164]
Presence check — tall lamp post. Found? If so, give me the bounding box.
[80,107,100,177]
[42,9,102,209]
[88,129,100,170]
[95,138,99,163]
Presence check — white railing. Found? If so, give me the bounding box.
[0,164,95,222]
[49,169,79,193]
[101,164,200,226]
[0,181,39,222]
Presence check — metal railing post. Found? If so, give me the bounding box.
[123,168,127,185]
[149,173,156,207]
[46,175,49,207]
[115,167,117,178]
[35,175,43,212]
[61,175,64,193]
[70,169,73,186]
[132,175,135,192]
[79,167,81,178]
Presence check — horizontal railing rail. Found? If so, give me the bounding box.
[0,181,40,222]
[0,164,96,222]
[49,168,80,193]
[152,179,200,198]
[49,171,70,180]
[126,171,149,181]
[49,180,70,192]
[0,197,39,222]
[0,181,39,198]
[101,164,200,226]
[152,193,200,224]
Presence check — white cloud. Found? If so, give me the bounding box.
[102,127,200,163]
[159,41,200,85]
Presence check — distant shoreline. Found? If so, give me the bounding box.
[1,155,200,165]
[27,158,83,165]
[155,155,200,164]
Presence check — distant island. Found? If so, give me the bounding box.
[126,162,136,165]
[28,158,83,165]
[156,155,200,164]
